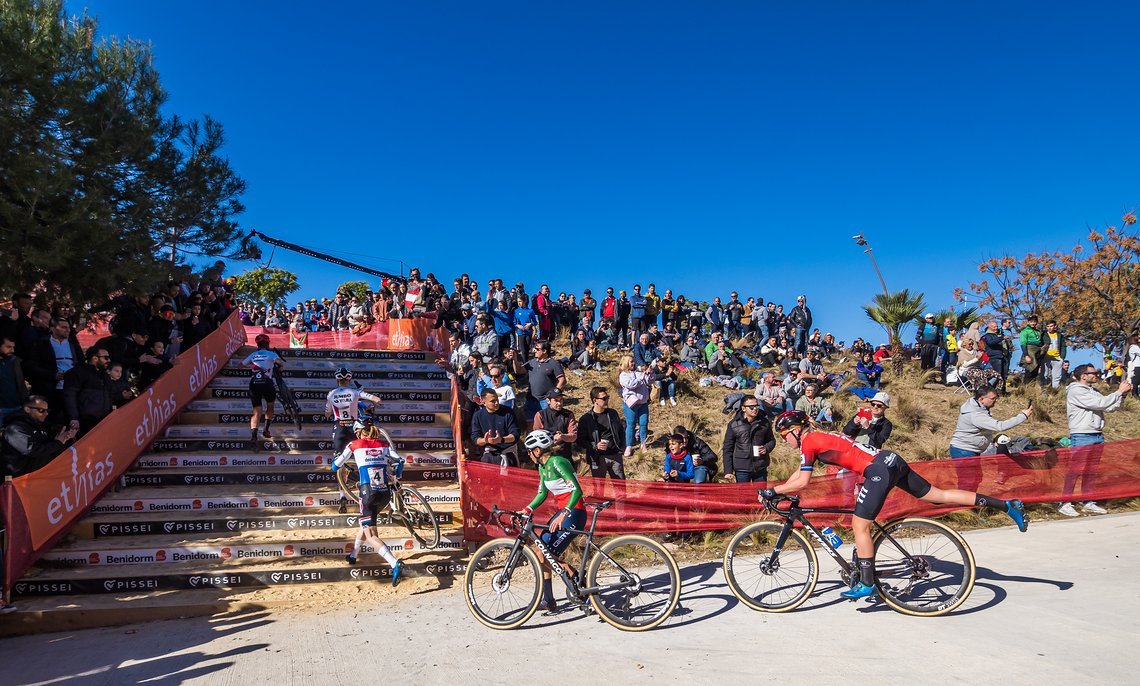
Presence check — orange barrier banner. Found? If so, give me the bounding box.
[2,312,247,596]
[460,440,1140,542]
[244,319,448,355]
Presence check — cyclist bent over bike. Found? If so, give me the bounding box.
[521,429,586,613]
[332,423,404,586]
[242,333,285,449]
[325,367,382,456]
[764,410,1028,600]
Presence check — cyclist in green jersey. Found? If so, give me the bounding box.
[521,429,586,612]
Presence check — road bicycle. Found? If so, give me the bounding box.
[465,501,681,631]
[336,425,442,549]
[723,493,976,617]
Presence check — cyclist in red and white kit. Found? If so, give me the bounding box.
[763,410,1028,600]
[333,423,403,586]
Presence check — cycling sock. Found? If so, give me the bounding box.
[250,428,258,441]
[374,541,398,567]
[974,493,1004,509]
[541,578,554,604]
[857,557,874,586]
[263,418,273,432]
[352,532,365,560]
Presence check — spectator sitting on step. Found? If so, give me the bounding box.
[795,383,834,425]
[2,395,76,477]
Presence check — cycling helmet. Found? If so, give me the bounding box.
[254,333,271,347]
[774,410,809,435]
[523,429,555,451]
[334,366,353,380]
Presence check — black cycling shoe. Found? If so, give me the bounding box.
[539,599,558,614]
[338,498,348,514]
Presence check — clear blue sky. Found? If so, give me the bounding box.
[73,1,1139,356]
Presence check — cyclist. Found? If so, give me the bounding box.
[764,410,1028,600]
[325,367,382,457]
[520,429,586,613]
[333,423,404,586]
[241,334,285,449]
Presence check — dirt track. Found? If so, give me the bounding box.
[5,513,1137,685]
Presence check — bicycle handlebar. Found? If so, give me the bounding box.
[759,492,800,514]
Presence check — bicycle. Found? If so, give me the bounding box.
[464,501,681,631]
[723,493,976,617]
[271,361,303,432]
[336,426,441,549]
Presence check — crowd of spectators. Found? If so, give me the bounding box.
[1,271,236,478]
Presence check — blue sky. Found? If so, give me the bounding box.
[73,1,1139,355]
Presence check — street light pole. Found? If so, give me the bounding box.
[852,232,889,295]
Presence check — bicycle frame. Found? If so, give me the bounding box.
[493,506,640,600]
[763,498,897,580]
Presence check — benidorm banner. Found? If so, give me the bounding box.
[460,440,1140,542]
[1,312,247,596]
[245,318,448,354]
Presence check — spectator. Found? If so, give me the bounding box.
[789,295,812,356]
[873,343,891,365]
[673,424,717,483]
[595,319,619,351]
[650,355,678,406]
[659,320,681,349]
[754,301,772,342]
[915,313,941,371]
[1040,320,1067,389]
[705,297,724,336]
[618,355,651,456]
[511,341,565,420]
[758,336,781,367]
[795,383,834,425]
[62,346,114,438]
[600,287,617,324]
[570,339,602,371]
[469,389,519,466]
[578,289,597,330]
[754,371,792,417]
[16,308,50,360]
[981,320,1011,389]
[512,295,537,362]
[633,332,660,369]
[533,284,553,341]
[941,317,959,379]
[0,336,28,422]
[532,388,578,464]
[1018,314,1045,383]
[24,317,84,424]
[679,334,704,368]
[949,388,1032,458]
[782,368,807,408]
[615,290,632,348]
[2,395,75,477]
[722,397,776,483]
[180,303,214,349]
[662,433,695,483]
[95,327,148,377]
[708,339,739,376]
[644,284,661,333]
[106,362,135,408]
[842,391,894,449]
[1060,364,1131,516]
[471,317,499,363]
[485,364,516,409]
[1128,333,1140,398]
[628,284,648,337]
[798,349,841,390]
[725,292,745,339]
[956,336,1000,390]
[660,289,677,330]
[577,386,626,478]
[138,339,174,389]
[856,352,883,389]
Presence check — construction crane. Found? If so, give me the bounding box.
[250,231,406,284]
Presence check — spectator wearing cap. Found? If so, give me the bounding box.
[842,392,894,449]
[916,313,941,371]
[789,295,812,356]
[532,388,578,464]
[949,387,1032,459]
[782,368,807,407]
[1059,363,1132,516]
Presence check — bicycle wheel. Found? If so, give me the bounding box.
[336,463,361,504]
[464,539,543,630]
[723,521,818,612]
[398,485,441,549]
[586,534,681,631]
[872,517,976,617]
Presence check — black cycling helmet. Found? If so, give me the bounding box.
[334,366,353,380]
[254,333,271,348]
[774,410,809,435]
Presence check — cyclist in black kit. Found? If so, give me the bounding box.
[241,333,285,450]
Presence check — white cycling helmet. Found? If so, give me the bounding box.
[523,429,555,451]
[334,366,353,380]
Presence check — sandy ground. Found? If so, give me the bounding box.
[4,512,1138,686]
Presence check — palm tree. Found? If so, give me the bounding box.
[864,289,927,375]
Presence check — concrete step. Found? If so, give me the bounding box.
[38,531,465,568]
[149,436,456,453]
[226,357,442,372]
[135,451,455,469]
[175,410,452,427]
[216,367,449,382]
[77,509,459,540]
[163,423,452,439]
[257,348,438,362]
[87,484,461,516]
[196,387,450,403]
[186,398,451,413]
[206,375,450,390]
[120,466,457,488]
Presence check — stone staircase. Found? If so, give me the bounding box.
[7,346,465,632]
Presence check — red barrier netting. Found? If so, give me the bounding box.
[461,440,1140,541]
